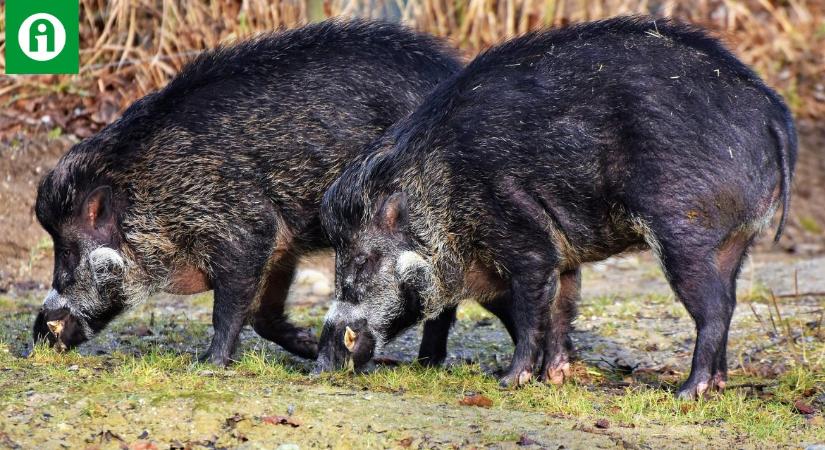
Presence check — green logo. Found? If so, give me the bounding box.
[4,0,79,74]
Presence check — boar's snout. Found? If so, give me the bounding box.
[314,320,375,374]
[32,307,88,352]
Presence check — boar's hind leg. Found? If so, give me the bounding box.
[251,254,319,360]
[655,227,744,400]
[540,268,580,385]
[710,231,756,392]
[498,258,556,388]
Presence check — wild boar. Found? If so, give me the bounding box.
[315,16,796,399]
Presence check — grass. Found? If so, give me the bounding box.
[1,285,823,448]
[800,216,824,234]
[3,343,822,446]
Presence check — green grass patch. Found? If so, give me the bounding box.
[800,216,823,234]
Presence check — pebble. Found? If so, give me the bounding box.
[294,269,329,286]
[311,280,333,296]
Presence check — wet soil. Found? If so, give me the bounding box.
[0,252,823,449]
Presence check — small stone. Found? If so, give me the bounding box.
[294,269,328,286]
[311,280,333,296]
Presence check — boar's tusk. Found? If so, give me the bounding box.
[46,320,64,337]
[344,326,357,352]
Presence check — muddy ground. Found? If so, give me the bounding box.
[0,124,823,448]
[0,251,823,449]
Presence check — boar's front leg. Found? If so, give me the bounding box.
[252,253,318,360]
[200,228,275,366]
[417,306,457,367]
[498,255,556,387]
[417,296,521,367]
[202,276,259,366]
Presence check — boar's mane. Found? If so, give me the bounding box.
[37,18,461,239]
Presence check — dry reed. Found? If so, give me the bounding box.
[0,0,822,127]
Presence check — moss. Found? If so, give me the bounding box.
[800,216,823,234]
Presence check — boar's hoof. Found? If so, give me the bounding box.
[710,372,727,392]
[251,318,318,360]
[198,350,233,368]
[499,368,532,388]
[545,362,571,385]
[676,380,710,400]
[415,354,446,368]
[275,327,318,360]
[291,331,319,360]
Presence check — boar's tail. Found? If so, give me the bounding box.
[770,114,797,243]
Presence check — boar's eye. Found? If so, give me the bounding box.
[354,254,367,267]
[54,243,81,276]
[56,246,72,263]
[353,252,381,275]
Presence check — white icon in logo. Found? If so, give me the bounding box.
[18,13,67,62]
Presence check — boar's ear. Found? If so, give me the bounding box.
[81,186,115,231]
[378,192,408,232]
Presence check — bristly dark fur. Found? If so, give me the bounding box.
[322,16,796,243]
[319,16,797,397]
[37,19,461,235]
[34,19,462,364]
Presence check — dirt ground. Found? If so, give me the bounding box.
[0,123,824,449]
[0,252,823,448]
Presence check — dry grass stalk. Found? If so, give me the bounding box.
[0,0,822,122]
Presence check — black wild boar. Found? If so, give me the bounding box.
[32,20,463,366]
[316,17,796,399]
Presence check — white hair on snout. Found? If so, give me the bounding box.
[395,250,427,277]
[395,251,438,317]
[87,246,150,310]
[325,251,437,351]
[323,301,370,347]
[42,289,68,310]
[89,247,126,284]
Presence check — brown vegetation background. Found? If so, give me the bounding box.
[0,0,824,289]
[1,0,823,125]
